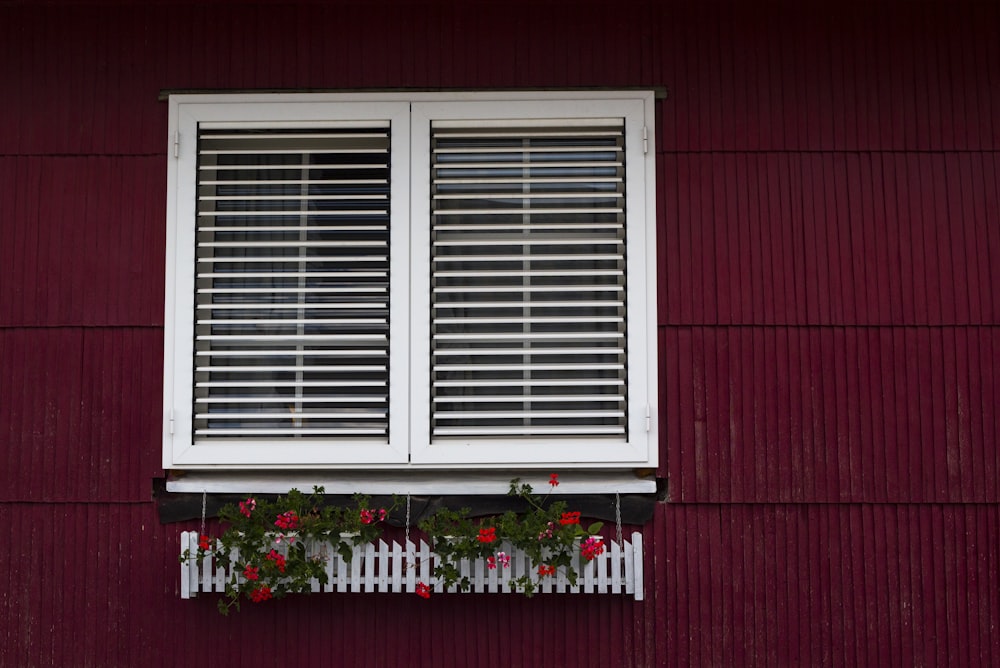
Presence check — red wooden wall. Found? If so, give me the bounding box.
[1,1,998,666]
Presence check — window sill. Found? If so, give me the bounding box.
[165,469,657,496]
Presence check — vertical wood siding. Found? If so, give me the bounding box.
[0,328,162,502]
[0,157,165,327]
[663,326,1000,503]
[0,503,996,668]
[661,153,1000,326]
[1,0,998,665]
[655,503,1000,667]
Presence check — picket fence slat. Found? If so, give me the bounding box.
[180,532,193,598]
[179,531,644,599]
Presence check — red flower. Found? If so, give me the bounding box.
[243,564,260,581]
[266,549,287,573]
[581,536,605,561]
[559,511,581,526]
[549,473,559,487]
[274,510,299,530]
[238,498,256,518]
[537,564,556,577]
[250,586,272,603]
[198,534,212,551]
[477,527,497,544]
[416,582,431,599]
[487,556,497,570]
[360,508,387,525]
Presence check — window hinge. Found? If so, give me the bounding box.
[645,404,651,432]
[173,131,180,158]
[169,409,175,435]
[642,126,648,155]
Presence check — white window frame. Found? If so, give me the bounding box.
[162,91,658,472]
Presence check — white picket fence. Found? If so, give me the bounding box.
[180,532,644,600]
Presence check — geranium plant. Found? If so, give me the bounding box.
[180,486,391,614]
[417,474,605,597]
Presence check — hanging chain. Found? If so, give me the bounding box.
[615,491,623,546]
[200,491,207,538]
[404,494,411,549]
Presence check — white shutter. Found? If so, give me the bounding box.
[192,127,392,440]
[428,120,629,439]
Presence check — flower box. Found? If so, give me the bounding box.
[179,532,644,600]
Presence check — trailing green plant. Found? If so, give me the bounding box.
[180,486,392,614]
[417,473,605,597]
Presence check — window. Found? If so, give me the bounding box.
[162,92,657,471]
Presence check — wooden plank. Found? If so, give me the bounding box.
[610,539,622,595]
[404,540,416,593]
[657,155,676,326]
[693,154,715,324]
[390,541,402,592]
[675,154,695,324]
[864,329,886,499]
[363,542,375,592]
[961,155,986,322]
[775,327,794,501]
[180,532,192,599]
[747,154,766,322]
[902,329,926,499]
[417,540,430,593]
[753,326,771,500]
[377,539,389,592]
[733,154,754,323]
[200,535,212,594]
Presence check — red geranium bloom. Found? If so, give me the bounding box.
[274,510,299,530]
[581,536,605,561]
[198,534,212,551]
[537,564,556,577]
[477,527,497,544]
[266,549,287,573]
[559,511,581,526]
[250,586,272,603]
[243,564,260,581]
[415,582,431,599]
[238,498,256,518]
[549,473,559,487]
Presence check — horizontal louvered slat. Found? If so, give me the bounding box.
[201,148,386,155]
[195,428,387,436]
[195,349,386,356]
[435,240,622,247]
[433,348,625,355]
[430,119,629,441]
[199,226,387,232]
[432,394,625,402]
[435,426,626,436]
[434,379,625,387]
[434,208,623,215]
[433,303,624,310]
[434,286,623,294]
[194,126,392,441]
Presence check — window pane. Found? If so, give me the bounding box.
[192,128,392,441]
[429,123,628,439]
